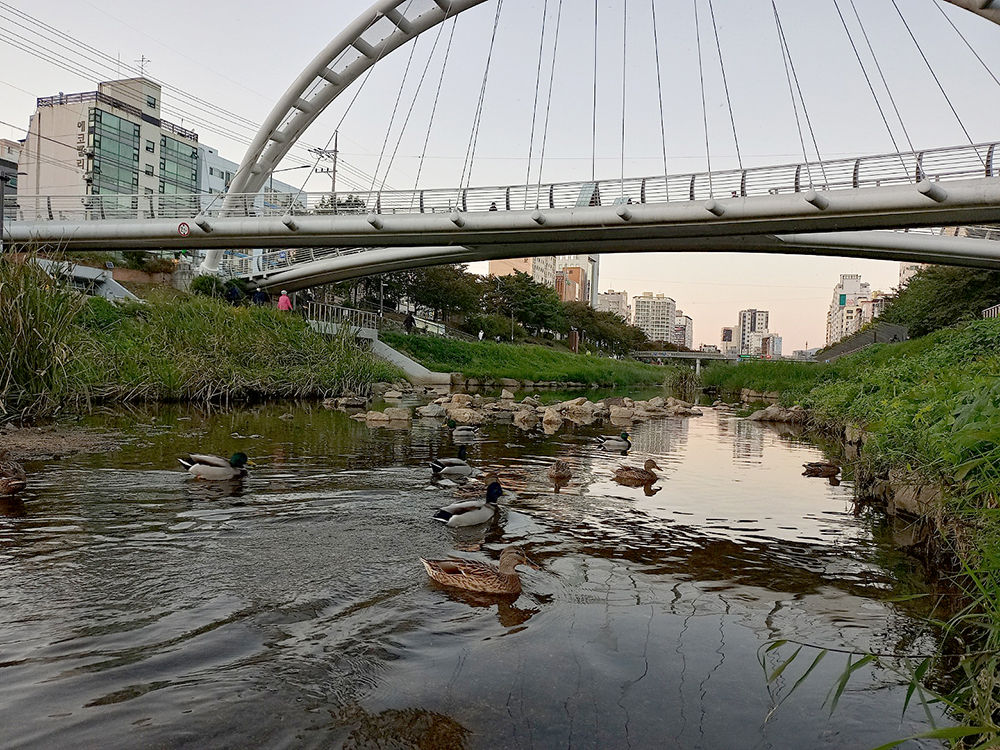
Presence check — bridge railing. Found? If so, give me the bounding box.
[9,140,998,224]
[307,301,378,332]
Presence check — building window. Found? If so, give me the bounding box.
[145,164,154,176]
[146,95,156,109]
[146,140,155,153]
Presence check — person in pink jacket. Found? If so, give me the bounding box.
[277,290,293,311]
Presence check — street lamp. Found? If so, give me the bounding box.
[268,164,313,194]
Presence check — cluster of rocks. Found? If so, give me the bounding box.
[746,404,809,424]
[348,391,705,432]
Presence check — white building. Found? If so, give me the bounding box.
[720,326,738,356]
[826,274,873,345]
[633,292,676,342]
[738,309,769,355]
[597,289,630,322]
[672,311,693,350]
[760,333,782,358]
[899,262,928,288]
[20,78,199,214]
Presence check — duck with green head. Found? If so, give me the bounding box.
[178,452,254,481]
[598,432,631,452]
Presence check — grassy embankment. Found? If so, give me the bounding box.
[381,330,676,388]
[1,257,401,421]
[702,320,1000,742]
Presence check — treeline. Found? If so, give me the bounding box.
[334,264,649,356]
[880,265,1000,337]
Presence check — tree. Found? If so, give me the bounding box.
[485,272,566,336]
[564,301,648,355]
[881,265,1000,337]
[405,265,481,321]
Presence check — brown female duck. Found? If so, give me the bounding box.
[421,545,535,595]
[0,450,27,495]
[614,459,661,486]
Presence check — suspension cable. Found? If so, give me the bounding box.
[621,0,628,197]
[459,0,505,191]
[932,0,1000,91]
[524,0,552,207]
[831,0,910,177]
[368,36,422,193]
[693,0,714,197]
[592,0,599,182]
[890,0,983,163]
[536,0,565,198]
[650,0,670,200]
[771,0,828,189]
[708,0,743,172]
[414,15,460,192]
[846,0,915,160]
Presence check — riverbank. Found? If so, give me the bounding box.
[1,255,402,422]
[381,331,674,388]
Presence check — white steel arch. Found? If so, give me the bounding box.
[202,0,489,273]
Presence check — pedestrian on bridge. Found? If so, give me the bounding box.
[277,290,293,312]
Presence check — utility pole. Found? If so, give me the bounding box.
[310,134,338,211]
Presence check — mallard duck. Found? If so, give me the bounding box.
[430,445,472,476]
[420,545,535,594]
[448,419,480,437]
[178,452,253,480]
[614,459,661,485]
[433,478,503,526]
[0,450,27,495]
[548,460,572,483]
[803,461,840,478]
[598,432,632,452]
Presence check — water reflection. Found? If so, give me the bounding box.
[0,402,950,749]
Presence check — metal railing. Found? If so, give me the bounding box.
[307,301,378,331]
[9,140,998,224]
[984,303,1000,319]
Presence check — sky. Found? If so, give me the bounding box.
[1,0,998,350]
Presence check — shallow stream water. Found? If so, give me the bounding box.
[0,399,949,749]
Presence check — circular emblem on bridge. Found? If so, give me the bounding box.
[178,222,190,237]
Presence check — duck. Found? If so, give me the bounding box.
[178,452,254,480]
[420,545,535,594]
[548,460,572,483]
[448,419,480,438]
[614,459,661,485]
[432,478,503,526]
[430,445,473,476]
[802,461,840,478]
[0,449,27,495]
[598,432,632,452]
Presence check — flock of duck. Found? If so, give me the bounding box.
[0,425,841,597]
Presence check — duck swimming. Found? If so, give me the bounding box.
[178,452,253,481]
[430,445,473,476]
[614,459,661,485]
[598,432,631,452]
[432,478,503,526]
[0,450,27,495]
[548,460,572,483]
[802,461,840,478]
[448,419,480,438]
[421,545,534,595]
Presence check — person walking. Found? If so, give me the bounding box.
[277,290,293,312]
[404,311,415,334]
[251,288,270,306]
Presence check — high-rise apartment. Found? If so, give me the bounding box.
[633,292,676,342]
[597,289,630,322]
[738,309,769,355]
[555,254,600,306]
[488,256,556,287]
[826,274,872,345]
[672,311,693,350]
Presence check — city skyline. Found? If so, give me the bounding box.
[1,1,997,350]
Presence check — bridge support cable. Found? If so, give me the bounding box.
[649,0,671,201]
[771,0,828,191]
[414,16,461,195]
[203,0,490,274]
[891,0,986,168]
[535,0,566,206]
[620,0,628,200]
[524,0,553,208]
[592,0,599,183]
[832,0,911,178]
[693,0,716,198]
[458,0,506,197]
[933,0,1000,91]
[708,0,743,173]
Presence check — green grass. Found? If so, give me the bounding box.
[1,258,402,421]
[382,331,674,387]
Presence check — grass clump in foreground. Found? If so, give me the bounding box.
[705,320,1000,745]
[381,331,674,387]
[1,256,402,421]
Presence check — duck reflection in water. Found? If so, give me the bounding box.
[441,587,540,628]
[0,495,27,518]
[185,477,246,501]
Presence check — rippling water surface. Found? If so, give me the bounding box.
[0,400,947,749]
